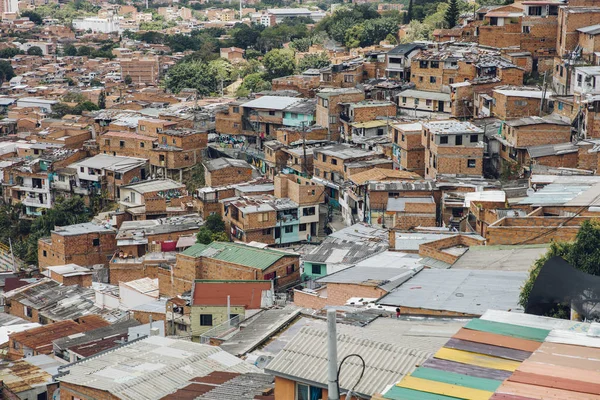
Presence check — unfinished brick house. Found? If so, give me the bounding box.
[422,120,485,179]
[316,88,364,142]
[203,158,253,187]
[392,122,425,175]
[37,222,117,269]
[498,115,572,168]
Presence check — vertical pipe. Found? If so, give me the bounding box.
[327,309,339,400]
[227,295,231,327]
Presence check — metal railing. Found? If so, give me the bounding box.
[199,314,245,344]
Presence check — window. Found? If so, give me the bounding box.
[284,225,294,233]
[577,74,583,87]
[43,250,47,257]
[291,113,298,119]
[322,154,327,162]
[514,100,527,106]
[269,110,276,116]
[455,135,463,145]
[303,207,316,216]
[467,159,476,168]
[233,106,239,113]
[522,26,531,33]
[296,383,323,400]
[115,173,122,180]
[233,123,239,128]
[440,136,448,144]
[402,97,407,103]
[140,142,145,148]
[430,76,437,83]
[130,192,136,203]
[286,264,295,274]
[92,238,100,246]
[331,159,337,165]
[449,78,454,84]
[558,102,564,110]
[430,61,439,68]
[262,228,272,235]
[24,306,32,318]
[299,223,307,231]
[377,128,384,136]
[502,144,507,152]
[80,167,84,173]
[312,265,322,274]
[419,76,423,82]
[528,5,542,15]
[140,125,146,131]
[426,99,432,106]
[344,75,354,83]
[388,192,399,198]
[322,99,329,107]
[419,61,428,68]
[58,175,66,182]
[258,212,269,222]
[328,116,337,124]
[200,314,213,326]
[311,189,315,195]
[414,98,420,106]
[104,139,110,146]
[470,134,479,143]
[119,141,125,148]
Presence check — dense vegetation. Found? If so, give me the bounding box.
[519,220,600,319]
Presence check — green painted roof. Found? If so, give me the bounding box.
[182,241,294,271]
[410,367,502,392]
[383,386,462,400]
[465,318,550,342]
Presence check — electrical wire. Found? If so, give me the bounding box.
[336,353,366,400]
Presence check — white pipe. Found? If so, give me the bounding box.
[327,309,339,400]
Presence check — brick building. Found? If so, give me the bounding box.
[339,100,397,142]
[422,120,485,179]
[492,87,545,120]
[119,56,160,85]
[159,241,300,296]
[316,88,365,142]
[392,122,425,175]
[203,158,253,187]
[272,75,320,98]
[498,115,572,167]
[37,222,117,269]
[118,179,189,220]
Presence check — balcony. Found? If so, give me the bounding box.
[22,197,50,208]
[13,184,48,194]
[340,112,351,123]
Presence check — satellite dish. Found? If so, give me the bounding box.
[255,355,273,369]
[526,188,535,197]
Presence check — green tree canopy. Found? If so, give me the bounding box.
[27,46,43,56]
[0,61,15,84]
[0,48,22,59]
[263,49,296,80]
[63,45,78,57]
[21,10,43,25]
[519,220,600,318]
[444,0,460,28]
[298,52,330,72]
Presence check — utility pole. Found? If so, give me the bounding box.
[301,120,308,177]
[539,70,548,116]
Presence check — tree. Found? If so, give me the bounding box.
[519,220,600,318]
[77,46,93,57]
[196,227,213,244]
[63,45,78,57]
[124,75,133,85]
[298,52,330,72]
[165,61,218,95]
[205,213,225,233]
[89,78,102,87]
[263,49,296,80]
[386,33,398,45]
[0,48,22,59]
[27,46,43,56]
[444,0,460,28]
[98,90,106,109]
[290,37,312,53]
[404,0,413,24]
[21,10,42,25]
[0,61,15,84]
[237,72,270,96]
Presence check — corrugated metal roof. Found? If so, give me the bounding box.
[265,326,432,398]
[242,96,301,110]
[182,242,294,271]
[377,269,527,315]
[57,336,259,400]
[451,245,549,271]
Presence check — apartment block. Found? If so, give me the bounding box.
[315,88,365,142]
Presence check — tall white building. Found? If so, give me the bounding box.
[72,13,121,33]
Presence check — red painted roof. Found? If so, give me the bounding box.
[192,281,272,308]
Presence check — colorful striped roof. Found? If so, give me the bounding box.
[380,311,600,400]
